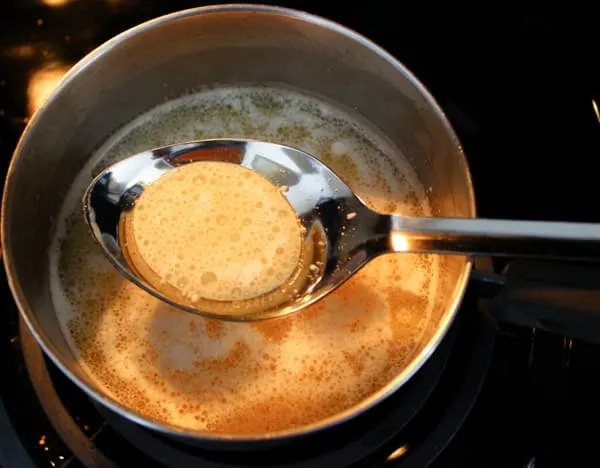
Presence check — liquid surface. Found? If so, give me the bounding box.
[128,161,302,303]
[50,86,438,435]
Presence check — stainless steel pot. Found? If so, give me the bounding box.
[1,4,474,447]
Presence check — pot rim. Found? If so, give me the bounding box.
[1,3,476,443]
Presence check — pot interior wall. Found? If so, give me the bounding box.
[3,7,473,422]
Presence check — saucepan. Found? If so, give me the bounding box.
[3,4,593,451]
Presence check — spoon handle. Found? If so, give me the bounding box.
[388,216,600,261]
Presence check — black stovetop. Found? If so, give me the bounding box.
[2,2,600,467]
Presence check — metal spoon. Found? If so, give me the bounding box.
[83,138,600,321]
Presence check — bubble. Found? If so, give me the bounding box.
[177,277,188,287]
[201,271,217,285]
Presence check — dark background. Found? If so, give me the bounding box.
[2,1,600,224]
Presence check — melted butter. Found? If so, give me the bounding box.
[126,162,302,304]
[50,86,438,435]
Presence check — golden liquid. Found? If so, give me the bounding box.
[126,162,303,307]
[50,86,437,435]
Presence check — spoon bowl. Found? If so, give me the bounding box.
[84,139,600,321]
[83,139,382,321]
